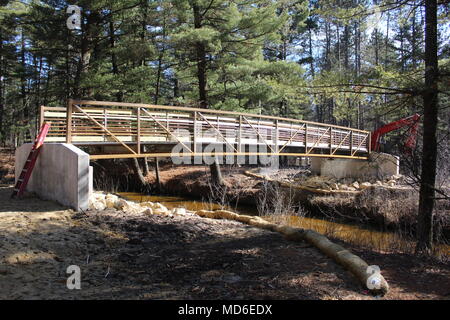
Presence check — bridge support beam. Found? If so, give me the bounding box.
[15,143,92,211]
[310,152,399,180]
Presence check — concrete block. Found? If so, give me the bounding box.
[310,152,399,180]
[15,143,91,211]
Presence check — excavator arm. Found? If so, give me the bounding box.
[371,114,421,152]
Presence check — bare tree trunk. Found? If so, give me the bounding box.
[131,158,147,189]
[154,158,161,191]
[416,0,439,254]
[210,157,224,186]
[143,157,150,176]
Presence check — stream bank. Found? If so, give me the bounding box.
[94,161,449,257]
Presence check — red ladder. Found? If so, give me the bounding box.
[12,122,51,198]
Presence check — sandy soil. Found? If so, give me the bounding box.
[0,148,14,186]
[1,186,449,300]
[1,150,449,300]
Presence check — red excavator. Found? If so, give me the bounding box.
[371,113,421,153]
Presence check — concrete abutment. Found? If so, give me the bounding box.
[310,152,399,180]
[15,143,92,211]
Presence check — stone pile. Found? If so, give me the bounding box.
[301,174,405,192]
[88,192,193,217]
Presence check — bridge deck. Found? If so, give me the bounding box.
[40,100,371,160]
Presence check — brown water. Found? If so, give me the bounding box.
[119,192,258,215]
[120,192,449,258]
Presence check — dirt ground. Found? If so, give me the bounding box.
[1,186,449,300]
[1,149,449,300]
[0,148,14,186]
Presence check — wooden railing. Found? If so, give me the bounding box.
[40,100,371,160]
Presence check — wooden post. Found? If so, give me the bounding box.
[304,123,308,153]
[165,111,169,141]
[329,128,333,155]
[350,131,354,156]
[39,106,45,128]
[238,115,242,153]
[274,120,279,154]
[137,107,141,154]
[193,111,198,153]
[104,108,108,143]
[66,99,73,143]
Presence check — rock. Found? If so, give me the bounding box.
[115,199,130,211]
[127,203,142,214]
[347,187,357,191]
[105,194,119,208]
[339,184,349,191]
[152,202,166,210]
[141,201,154,208]
[153,208,169,215]
[142,208,153,216]
[360,182,372,190]
[387,180,396,187]
[375,181,383,186]
[151,203,170,215]
[92,193,106,203]
[172,208,187,216]
[352,181,360,189]
[91,200,106,211]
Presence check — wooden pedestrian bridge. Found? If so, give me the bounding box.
[40,100,371,161]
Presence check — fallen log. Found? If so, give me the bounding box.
[194,209,389,295]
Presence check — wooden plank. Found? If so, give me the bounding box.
[238,115,242,153]
[331,131,351,156]
[193,112,198,153]
[279,124,306,153]
[141,108,193,153]
[89,152,369,160]
[242,116,275,153]
[73,105,137,154]
[71,99,371,134]
[137,107,141,154]
[198,112,238,152]
[306,127,330,155]
[39,106,45,127]
[352,134,368,157]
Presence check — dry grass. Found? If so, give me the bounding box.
[257,181,449,261]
